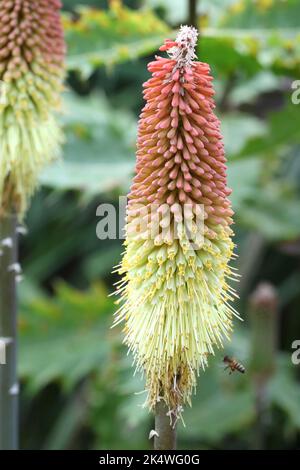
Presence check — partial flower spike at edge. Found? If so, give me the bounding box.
[0,0,65,217]
[114,26,240,418]
[0,1,65,449]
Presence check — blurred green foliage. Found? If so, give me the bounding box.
[19,0,300,449]
[64,2,169,75]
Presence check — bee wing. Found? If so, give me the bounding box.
[218,363,228,369]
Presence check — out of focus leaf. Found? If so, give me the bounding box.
[230,71,282,105]
[237,184,300,241]
[148,0,188,25]
[182,391,254,441]
[201,28,300,77]
[199,35,261,76]
[221,114,267,156]
[64,4,170,76]
[19,282,115,392]
[228,158,262,209]
[221,0,300,29]
[43,389,88,450]
[269,357,300,428]
[40,93,136,195]
[83,244,123,280]
[180,361,255,442]
[239,104,300,157]
[228,157,300,241]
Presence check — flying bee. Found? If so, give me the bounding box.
[223,355,245,374]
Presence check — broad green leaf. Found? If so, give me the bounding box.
[83,244,123,280]
[41,160,133,194]
[40,93,136,194]
[221,114,267,156]
[198,35,261,76]
[181,391,254,441]
[64,5,170,76]
[43,390,88,450]
[228,157,300,241]
[201,27,300,77]
[228,157,262,209]
[239,104,300,157]
[19,282,115,392]
[180,361,255,442]
[237,185,300,241]
[230,71,281,105]
[148,0,188,25]
[221,0,300,29]
[269,357,300,428]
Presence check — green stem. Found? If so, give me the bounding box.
[188,0,198,28]
[253,379,268,450]
[0,213,18,450]
[249,282,278,450]
[154,401,177,450]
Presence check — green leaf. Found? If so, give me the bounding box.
[228,157,262,210]
[180,361,255,442]
[269,359,300,429]
[228,157,300,241]
[239,104,300,157]
[221,113,267,156]
[182,391,254,441]
[43,389,88,450]
[83,244,123,280]
[147,0,188,25]
[199,35,261,76]
[221,0,300,29]
[40,93,135,194]
[230,71,281,105]
[237,184,300,241]
[19,282,115,392]
[202,27,300,76]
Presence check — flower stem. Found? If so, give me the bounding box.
[0,213,18,449]
[249,282,278,450]
[188,0,198,28]
[154,401,177,450]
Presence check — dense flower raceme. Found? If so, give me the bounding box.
[114,26,239,416]
[0,0,65,216]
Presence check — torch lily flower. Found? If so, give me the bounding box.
[0,0,65,216]
[115,26,239,417]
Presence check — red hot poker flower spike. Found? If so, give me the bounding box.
[114,26,239,418]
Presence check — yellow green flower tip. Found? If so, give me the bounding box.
[114,26,240,417]
[0,0,65,217]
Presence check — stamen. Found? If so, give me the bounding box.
[167,25,198,68]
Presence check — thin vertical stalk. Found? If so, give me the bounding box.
[0,213,18,450]
[154,401,177,450]
[249,282,278,450]
[253,379,268,450]
[188,0,198,28]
